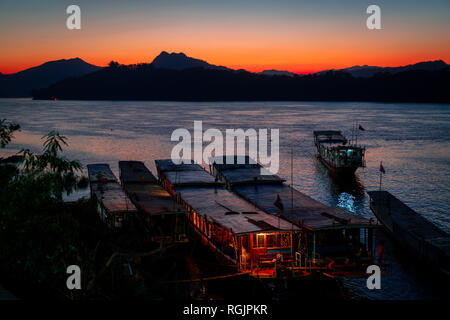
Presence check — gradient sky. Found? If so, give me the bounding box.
[1,0,449,74]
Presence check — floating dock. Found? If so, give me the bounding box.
[118,160,187,242]
[210,156,381,275]
[87,163,137,228]
[155,159,303,278]
[368,191,450,276]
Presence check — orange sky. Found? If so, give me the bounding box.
[1,1,449,74]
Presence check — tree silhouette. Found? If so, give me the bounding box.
[108,60,120,68]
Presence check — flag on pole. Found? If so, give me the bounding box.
[379,162,385,174]
[359,125,365,131]
[274,194,284,210]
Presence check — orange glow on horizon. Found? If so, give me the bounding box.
[1,7,449,75]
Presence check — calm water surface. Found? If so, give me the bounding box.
[1,99,449,300]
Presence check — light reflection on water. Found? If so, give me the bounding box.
[0,99,449,300]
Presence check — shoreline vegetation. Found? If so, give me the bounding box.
[31,63,450,103]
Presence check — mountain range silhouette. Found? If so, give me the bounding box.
[0,58,100,97]
[1,51,449,102]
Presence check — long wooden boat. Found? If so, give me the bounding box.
[368,191,450,277]
[87,163,137,228]
[119,160,188,243]
[155,159,305,279]
[313,130,365,176]
[210,156,382,276]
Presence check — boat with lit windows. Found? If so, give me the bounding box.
[154,159,305,279]
[313,130,365,176]
[209,156,384,277]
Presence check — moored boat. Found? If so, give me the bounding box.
[368,190,450,277]
[119,160,188,243]
[210,156,383,277]
[313,130,365,176]
[87,163,138,228]
[155,159,305,279]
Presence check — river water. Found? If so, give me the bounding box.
[1,99,449,300]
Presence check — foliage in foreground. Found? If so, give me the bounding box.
[0,122,101,299]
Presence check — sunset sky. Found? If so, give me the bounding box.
[1,0,449,74]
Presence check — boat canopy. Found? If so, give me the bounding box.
[155,159,298,235]
[119,161,184,215]
[119,160,158,184]
[87,163,137,214]
[155,159,223,187]
[211,158,378,231]
[313,130,347,144]
[87,163,117,183]
[235,184,376,231]
[210,156,284,185]
[176,186,299,235]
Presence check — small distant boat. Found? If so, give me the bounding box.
[313,130,365,176]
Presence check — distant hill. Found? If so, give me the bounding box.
[316,60,449,78]
[32,62,450,102]
[151,51,232,72]
[0,58,101,97]
[257,70,298,77]
[4,52,450,101]
[151,52,301,77]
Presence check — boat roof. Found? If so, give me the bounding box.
[368,191,450,255]
[211,158,376,231]
[210,156,285,185]
[175,186,299,235]
[123,183,184,215]
[313,130,347,144]
[119,160,184,215]
[233,184,377,231]
[210,155,261,170]
[119,160,158,184]
[86,163,117,183]
[87,163,137,214]
[155,159,223,187]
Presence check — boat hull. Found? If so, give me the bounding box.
[317,155,358,177]
[368,191,450,278]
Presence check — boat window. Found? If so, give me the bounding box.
[114,215,123,228]
[252,233,265,248]
[267,233,291,248]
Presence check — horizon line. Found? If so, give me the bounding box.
[1,53,447,76]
